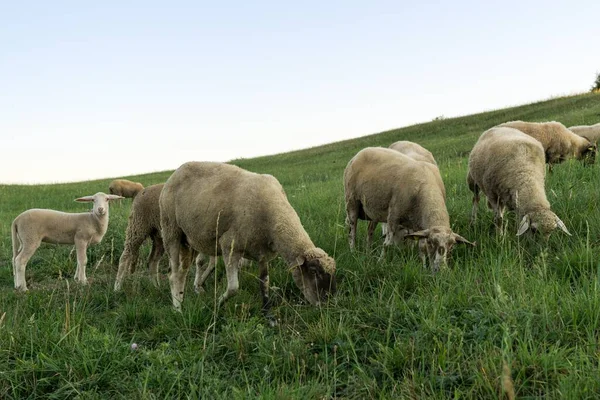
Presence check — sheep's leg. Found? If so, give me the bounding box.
[114,227,148,291]
[13,240,40,291]
[346,201,359,250]
[218,249,242,306]
[366,220,377,249]
[194,255,216,294]
[169,244,192,311]
[258,259,277,326]
[381,223,388,239]
[470,184,480,224]
[74,239,89,285]
[147,234,164,287]
[418,239,434,269]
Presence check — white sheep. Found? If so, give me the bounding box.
[344,147,474,271]
[499,120,596,166]
[114,183,248,292]
[369,141,439,245]
[467,126,571,237]
[388,140,437,165]
[159,162,337,317]
[569,123,600,145]
[109,179,144,198]
[11,192,123,291]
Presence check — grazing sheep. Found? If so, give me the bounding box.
[467,127,571,237]
[388,140,437,165]
[11,192,123,291]
[159,162,336,318]
[109,179,144,198]
[344,147,474,271]
[499,120,596,166]
[369,141,438,245]
[114,184,248,292]
[569,123,600,145]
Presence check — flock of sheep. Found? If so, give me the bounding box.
[9,121,600,321]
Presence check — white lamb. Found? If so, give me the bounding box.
[159,162,337,318]
[11,192,123,291]
[344,147,474,271]
[499,120,596,166]
[369,141,439,245]
[467,126,571,237]
[569,123,600,145]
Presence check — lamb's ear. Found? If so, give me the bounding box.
[106,194,125,201]
[454,233,476,246]
[516,215,530,236]
[405,229,430,240]
[75,196,94,202]
[556,216,571,236]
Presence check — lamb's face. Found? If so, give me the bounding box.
[292,256,336,306]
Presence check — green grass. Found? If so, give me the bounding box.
[1,92,600,398]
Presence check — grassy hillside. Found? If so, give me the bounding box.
[1,92,600,398]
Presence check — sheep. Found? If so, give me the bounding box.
[569,123,600,145]
[344,147,474,271]
[11,192,124,291]
[369,141,438,245]
[467,126,571,237]
[159,161,336,319]
[388,140,437,165]
[113,183,248,292]
[498,120,596,166]
[109,179,144,198]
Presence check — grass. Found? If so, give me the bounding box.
[1,92,600,398]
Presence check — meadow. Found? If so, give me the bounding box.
[1,92,600,399]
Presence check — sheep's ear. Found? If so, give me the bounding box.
[294,256,306,268]
[516,215,530,236]
[556,216,571,236]
[75,196,94,202]
[107,194,125,201]
[454,233,476,246]
[405,230,430,240]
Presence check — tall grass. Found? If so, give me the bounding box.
[1,93,600,398]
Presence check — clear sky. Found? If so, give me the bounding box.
[1,1,599,184]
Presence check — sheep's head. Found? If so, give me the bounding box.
[405,227,475,271]
[517,210,571,239]
[580,142,597,165]
[291,248,336,306]
[76,192,125,217]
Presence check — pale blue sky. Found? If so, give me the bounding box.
[1,1,599,184]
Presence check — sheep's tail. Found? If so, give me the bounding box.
[11,220,20,264]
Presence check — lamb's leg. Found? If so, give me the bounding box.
[114,226,148,291]
[74,239,89,285]
[194,255,216,294]
[147,234,164,287]
[218,248,242,306]
[13,240,40,291]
